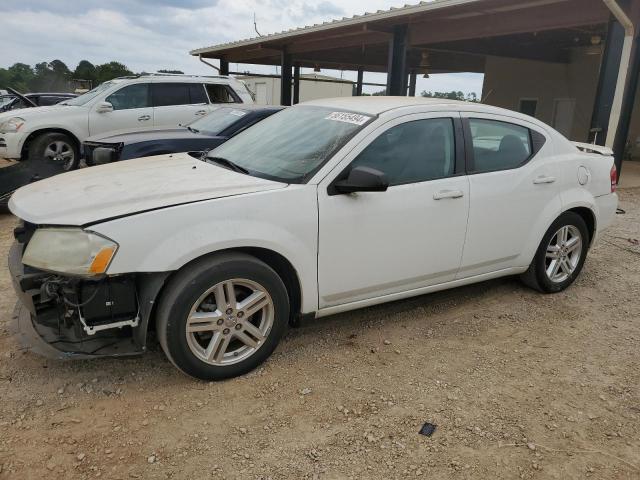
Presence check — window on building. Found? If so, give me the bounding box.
[469,119,532,173]
[350,118,456,186]
[519,99,538,118]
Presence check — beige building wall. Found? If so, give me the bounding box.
[239,75,354,105]
[482,49,602,142]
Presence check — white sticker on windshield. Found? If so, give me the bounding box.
[325,111,371,126]
[230,110,247,117]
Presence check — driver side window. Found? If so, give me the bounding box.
[350,118,455,186]
[105,84,150,111]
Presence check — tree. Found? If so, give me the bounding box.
[158,69,184,74]
[74,60,97,82]
[95,62,134,84]
[5,63,34,91]
[421,90,480,102]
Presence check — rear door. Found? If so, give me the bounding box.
[89,82,153,136]
[458,113,562,278]
[151,82,210,127]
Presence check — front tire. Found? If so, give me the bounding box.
[521,212,589,293]
[156,253,289,380]
[28,132,80,171]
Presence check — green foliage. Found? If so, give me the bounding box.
[421,90,479,102]
[158,69,184,74]
[94,62,134,84]
[0,60,135,93]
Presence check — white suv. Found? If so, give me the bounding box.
[0,74,253,170]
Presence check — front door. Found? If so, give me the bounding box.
[317,113,470,308]
[89,83,153,136]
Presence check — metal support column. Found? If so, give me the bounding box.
[408,70,417,97]
[280,51,293,106]
[386,25,409,96]
[591,17,625,147]
[356,67,364,96]
[219,59,229,76]
[612,38,640,176]
[293,64,301,104]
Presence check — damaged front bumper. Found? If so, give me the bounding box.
[9,235,168,359]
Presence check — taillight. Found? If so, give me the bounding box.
[611,164,618,193]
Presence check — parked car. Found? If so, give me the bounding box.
[83,105,283,165]
[0,73,254,171]
[0,87,77,113]
[8,98,618,380]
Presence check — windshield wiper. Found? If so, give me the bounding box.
[206,156,249,174]
[187,125,200,134]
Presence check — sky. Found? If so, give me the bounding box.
[1,0,484,96]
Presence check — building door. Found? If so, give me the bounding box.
[552,98,576,137]
[255,83,268,105]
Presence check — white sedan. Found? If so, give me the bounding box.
[8,97,618,380]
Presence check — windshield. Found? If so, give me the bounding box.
[188,107,250,135]
[63,81,118,106]
[207,106,373,182]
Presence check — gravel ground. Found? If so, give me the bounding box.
[0,189,639,480]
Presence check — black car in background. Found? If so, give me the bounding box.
[0,87,77,112]
[83,105,283,165]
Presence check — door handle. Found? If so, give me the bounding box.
[138,115,151,121]
[195,110,207,116]
[433,189,464,200]
[533,175,556,185]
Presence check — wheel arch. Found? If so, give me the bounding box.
[565,206,596,245]
[148,247,304,336]
[20,128,81,161]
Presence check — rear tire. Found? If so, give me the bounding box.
[520,212,589,293]
[156,253,289,380]
[28,132,80,171]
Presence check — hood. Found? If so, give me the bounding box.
[0,104,81,121]
[9,152,286,225]
[85,127,208,144]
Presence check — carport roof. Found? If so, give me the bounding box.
[191,0,611,73]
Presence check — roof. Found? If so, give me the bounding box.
[297,96,551,128]
[237,73,354,83]
[190,0,610,73]
[300,96,483,115]
[191,0,481,55]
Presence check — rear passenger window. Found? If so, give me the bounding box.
[350,118,456,186]
[469,119,532,173]
[152,83,190,107]
[206,84,238,103]
[189,84,208,104]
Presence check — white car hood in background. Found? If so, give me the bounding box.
[9,153,286,225]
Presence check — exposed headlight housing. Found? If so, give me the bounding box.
[0,117,25,133]
[23,228,118,277]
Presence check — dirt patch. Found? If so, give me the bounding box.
[0,190,639,479]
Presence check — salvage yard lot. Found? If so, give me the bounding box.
[0,188,638,480]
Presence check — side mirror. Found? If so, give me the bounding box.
[333,166,389,195]
[96,101,113,113]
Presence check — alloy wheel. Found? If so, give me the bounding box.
[43,140,75,171]
[185,278,274,366]
[545,225,583,283]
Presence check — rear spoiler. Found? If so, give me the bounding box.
[572,141,614,156]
